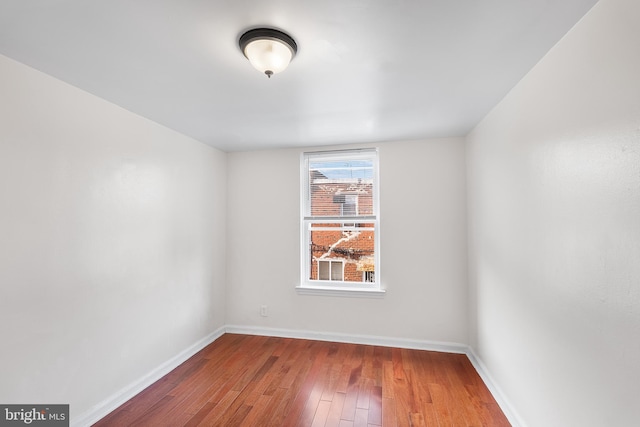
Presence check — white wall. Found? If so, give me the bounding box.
[226,139,468,344]
[466,0,640,425]
[0,54,227,421]
[8,1,639,423]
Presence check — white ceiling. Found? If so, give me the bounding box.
[0,0,598,152]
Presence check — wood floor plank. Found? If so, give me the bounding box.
[224,403,253,426]
[353,407,369,427]
[381,397,398,427]
[183,402,215,427]
[310,400,332,427]
[422,401,440,427]
[356,377,372,410]
[280,342,330,427]
[272,339,312,393]
[382,360,395,399]
[181,336,268,414]
[260,385,297,427]
[362,345,376,379]
[195,389,241,425]
[368,385,382,425]
[335,344,357,394]
[320,361,343,402]
[93,334,511,427]
[298,363,328,426]
[326,391,346,426]
[408,412,426,427]
[340,381,360,421]
[128,395,176,426]
[94,379,173,426]
[238,393,272,426]
[429,382,454,427]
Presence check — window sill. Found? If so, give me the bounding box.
[296,285,386,298]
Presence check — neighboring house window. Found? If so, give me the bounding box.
[301,149,380,290]
[340,194,358,228]
[318,260,344,281]
[363,271,375,283]
[340,194,358,216]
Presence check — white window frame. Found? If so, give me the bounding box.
[298,148,384,297]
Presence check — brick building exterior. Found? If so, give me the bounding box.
[308,171,375,283]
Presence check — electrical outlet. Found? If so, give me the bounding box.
[260,305,268,317]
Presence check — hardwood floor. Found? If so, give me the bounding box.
[93,334,510,426]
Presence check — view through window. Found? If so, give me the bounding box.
[301,149,379,289]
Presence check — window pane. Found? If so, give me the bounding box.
[341,194,358,216]
[331,261,343,281]
[308,159,374,217]
[309,223,375,283]
[318,260,330,280]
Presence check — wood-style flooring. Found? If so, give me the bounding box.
[93,333,510,426]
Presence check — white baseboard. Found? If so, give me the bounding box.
[225,324,469,354]
[72,326,225,427]
[77,325,524,427]
[466,348,527,427]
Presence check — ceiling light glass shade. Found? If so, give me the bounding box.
[244,39,292,76]
[239,28,297,78]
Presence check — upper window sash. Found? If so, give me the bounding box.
[303,149,378,219]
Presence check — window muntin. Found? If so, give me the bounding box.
[301,149,379,289]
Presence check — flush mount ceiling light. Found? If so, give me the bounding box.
[239,28,297,78]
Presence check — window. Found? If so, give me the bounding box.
[363,271,375,283]
[300,149,380,292]
[340,194,357,228]
[318,260,344,281]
